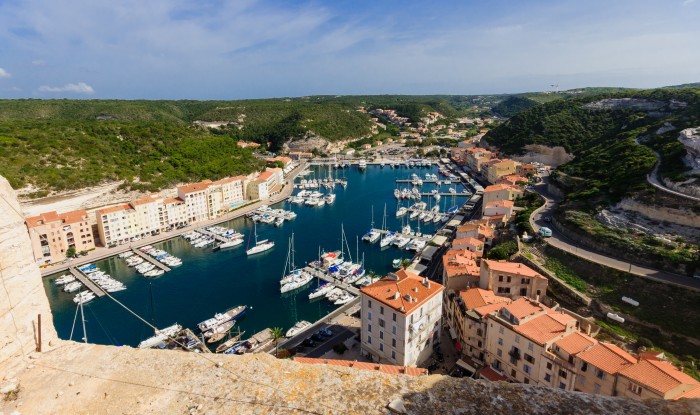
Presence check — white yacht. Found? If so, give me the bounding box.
[216,237,244,250]
[358,159,367,170]
[246,223,274,255]
[362,229,381,243]
[324,193,336,204]
[73,291,96,305]
[144,269,165,277]
[55,274,76,285]
[280,272,313,293]
[309,283,333,299]
[380,231,397,248]
[334,292,355,305]
[197,305,247,332]
[393,236,411,249]
[396,206,407,217]
[286,320,312,338]
[63,281,82,293]
[138,323,182,349]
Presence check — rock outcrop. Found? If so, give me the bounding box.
[1,175,698,414]
[678,127,700,173]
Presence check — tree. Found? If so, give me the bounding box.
[66,247,77,258]
[270,327,284,357]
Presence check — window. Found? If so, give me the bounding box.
[544,373,551,382]
[528,342,534,351]
[628,382,643,395]
[519,288,527,296]
[559,370,567,379]
[497,349,502,357]
[499,326,504,334]
[596,369,606,380]
[581,362,588,372]
[523,365,531,375]
[392,338,396,348]
[515,335,520,344]
[498,275,503,282]
[367,336,372,344]
[367,324,372,333]
[379,343,384,352]
[593,383,601,394]
[559,382,566,390]
[379,319,385,328]
[392,313,397,322]
[521,278,530,284]
[368,311,372,321]
[506,276,511,283]
[368,300,372,309]
[546,362,552,370]
[391,350,396,360]
[380,306,384,315]
[524,354,534,364]
[392,325,397,335]
[578,376,586,385]
[498,338,503,346]
[379,331,384,340]
[511,369,516,378]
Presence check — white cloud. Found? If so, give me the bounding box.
[38,82,95,94]
[0,67,10,78]
[683,0,696,6]
[32,60,47,66]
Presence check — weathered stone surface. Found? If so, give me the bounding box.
[1,175,698,415]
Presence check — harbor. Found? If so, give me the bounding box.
[130,247,172,272]
[67,267,106,297]
[42,163,471,350]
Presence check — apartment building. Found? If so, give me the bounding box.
[247,168,283,201]
[178,181,212,223]
[483,159,520,184]
[360,270,444,367]
[441,249,480,291]
[483,200,515,223]
[479,260,548,300]
[455,220,496,246]
[463,147,493,172]
[25,210,95,264]
[482,184,523,210]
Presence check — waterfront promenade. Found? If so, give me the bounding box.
[41,161,307,277]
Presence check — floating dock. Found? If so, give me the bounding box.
[196,228,229,244]
[395,179,460,184]
[370,228,435,242]
[68,267,106,297]
[303,267,360,296]
[130,248,171,272]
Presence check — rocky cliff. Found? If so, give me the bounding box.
[0,175,698,415]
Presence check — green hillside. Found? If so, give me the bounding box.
[484,88,700,204]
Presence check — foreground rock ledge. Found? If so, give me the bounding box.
[2,342,698,415]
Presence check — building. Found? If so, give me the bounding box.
[616,357,700,400]
[360,270,444,366]
[25,210,95,264]
[289,151,313,160]
[482,184,523,210]
[574,343,636,395]
[464,148,493,172]
[247,168,283,201]
[497,174,529,188]
[455,220,496,246]
[451,237,484,255]
[516,163,537,177]
[237,141,261,148]
[442,249,481,291]
[483,200,515,223]
[479,260,548,300]
[485,159,520,184]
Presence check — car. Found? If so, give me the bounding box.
[319,327,333,337]
[544,216,552,223]
[302,337,316,347]
[538,227,553,237]
[311,333,325,342]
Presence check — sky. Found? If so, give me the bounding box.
[0,0,699,99]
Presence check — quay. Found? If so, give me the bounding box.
[68,267,106,297]
[417,192,470,197]
[276,298,361,351]
[130,248,171,272]
[195,228,229,244]
[303,267,360,296]
[371,228,434,242]
[248,328,275,353]
[395,179,460,184]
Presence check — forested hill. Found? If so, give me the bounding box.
[484,88,700,203]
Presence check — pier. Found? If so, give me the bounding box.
[68,267,106,297]
[395,179,460,184]
[417,192,470,197]
[276,298,360,351]
[130,248,171,272]
[370,228,435,242]
[303,267,360,296]
[196,228,229,244]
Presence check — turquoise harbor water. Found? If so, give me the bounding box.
[43,165,469,347]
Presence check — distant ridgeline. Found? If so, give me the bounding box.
[484,88,700,205]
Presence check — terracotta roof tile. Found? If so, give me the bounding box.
[514,312,576,345]
[577,343,636,375]
[620,358,699,395]
[500,297,549,321]
[177,180,213,194]
[675,384,700,400]
[26,210,89,227]
[459,288,511,310]
[483,260,546,280]
[360,270,444,316]
[553,330,597,356]
[480,366,508,381]
[97,204,132,215]
[442,249,480,279]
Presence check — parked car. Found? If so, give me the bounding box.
[319,327,333,337]
[311,333,325,342]
[302,337,316,347]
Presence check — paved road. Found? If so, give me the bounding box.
[41,162,308,277]
[529,175,700,291]
[302,325,356,358]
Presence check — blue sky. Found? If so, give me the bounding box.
[0,0,699,99]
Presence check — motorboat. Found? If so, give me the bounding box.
[143,269,165,277]
[394,236,411,249]
[55,274,76,285]
[358,159,367,170]
[324,193,336,204]
[197,305,247,332]
[274,217,284,227]
[216,237,244,250]
[203,320,236,339]
[334,292,355,305]
[407,239,427,251]
[286,320,312,338]
[63,281,82,293]
[138,323,182,349]
[392,259,403,269]
[396,206,407,217]
[73,291,96,305]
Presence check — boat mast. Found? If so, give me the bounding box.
[80,291,88,343]
[149,282,157,333]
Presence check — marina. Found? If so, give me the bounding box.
[68,267,106,298]
[130,248,172,272]
[43,163,470,350]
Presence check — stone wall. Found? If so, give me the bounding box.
[0,176,57,371]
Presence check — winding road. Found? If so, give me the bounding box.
[529,174,700,291]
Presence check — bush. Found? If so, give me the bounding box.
[332,342,348,355]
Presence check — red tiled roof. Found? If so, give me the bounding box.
[483,260,546,280]
[514,312,576,345]
[459,288,510,310]
[178,180,213,194]
[26,210,89,227]
[676,384,700,400]
[293,357,427,376]
[258,171,274,180]
[480,366,507,382]
[620,358,699,395]
[577,343,636,375]
[97,204,131,215]
[500,297,549,321]
[360,270,444,316]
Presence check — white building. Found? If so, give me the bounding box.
[360,270,444,367]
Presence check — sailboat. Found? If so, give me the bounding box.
[379,204,397,248]
[362,205,381,243]
[246,222,274,255]
[280,234,313,293]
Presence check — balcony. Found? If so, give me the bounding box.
[508,348,521,361]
